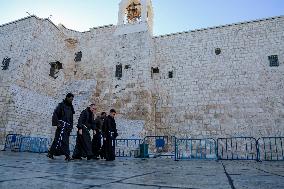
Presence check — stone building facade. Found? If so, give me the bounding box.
[0,0,283,147]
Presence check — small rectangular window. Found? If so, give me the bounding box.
[152,67,159,73]
[268,55,279,67]
[74,51,82,62]
[115,64,122,79]
[1,57,10,70]
[168,71,173,78]
[49,61,63,79]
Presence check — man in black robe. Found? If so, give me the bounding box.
[47,93,75,161]
[72,104,97,160]
[92,112,106,159]
[102,109,118,161]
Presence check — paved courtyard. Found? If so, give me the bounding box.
[0,151,283,189]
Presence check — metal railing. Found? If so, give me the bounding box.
[3,134,23,151]
[257,137,284,161]
[175,138,217,160]
[143,136,175,157]
[115,139,143,157]
[69,134,77,152]
[217,137,258,160]
[3,134,284,161]
[20,137,50,153]
[70,134,143,157]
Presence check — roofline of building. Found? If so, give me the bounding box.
[0,15,38,28]
[0,15,115,33]
[0,15,62,31]
[154,15,284,39]
[1,15,283,37]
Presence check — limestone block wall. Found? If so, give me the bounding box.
[108,30,155,135]
[72,25,116,107]
[0,16,151,144]
[72,25,155,137]
[153,16,284,138]
[0,16,96,145]
[15,18,69,96]
[0,16,41,145]
[6,84,57,136]
[1,14,284,147]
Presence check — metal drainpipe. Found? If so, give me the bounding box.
[154,97,157,136]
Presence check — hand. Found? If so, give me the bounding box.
[78,129,83,135]
[103,138,106,141]
[93,130,96,135]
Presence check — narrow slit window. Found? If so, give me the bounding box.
[168,71,173,78]
[115,64,122,79]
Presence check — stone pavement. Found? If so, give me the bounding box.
[0,151,283,189]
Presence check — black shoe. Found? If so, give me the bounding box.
[46,152,54,159]
[106,159,114,161]
[93,157,100,160]
[100,154,105,159]
[65,156,72,161]
[72,156,82,160]
[87,156,93,160]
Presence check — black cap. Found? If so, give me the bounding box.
[66,93,74,98]
[110,109,116,113]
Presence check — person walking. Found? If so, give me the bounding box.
[72,104,97,160]
[92,112,106,159]
[47,93,75,161]
[102,109,118,161]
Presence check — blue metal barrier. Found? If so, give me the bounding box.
[257,137,284,161]
[20,137,51,153]
[69,134,143,157]
[217,137,258,160]
[3,134,23,151]
[6,133,284,162]
[143,136,174,157]
[115,139,143,157]
[69,134,77,152]
[175,138,217,160]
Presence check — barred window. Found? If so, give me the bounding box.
[1,57,10,70]
[74,51,82,62]
[115,64,122,79]
[268,55,279,67]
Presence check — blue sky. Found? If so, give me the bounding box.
[0,0,283,35]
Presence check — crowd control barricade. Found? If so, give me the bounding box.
[20,137,50,153]
[115,139,143,157]
[69,134,77,152]
[217,137,258,160]
[3,134,23,151]
[257,137,284,161]
[143,136,175,158]
[8,134,284,162]
[175,138,217,160]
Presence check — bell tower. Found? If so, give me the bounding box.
[117,0,153,35]
[109,1,156,136]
